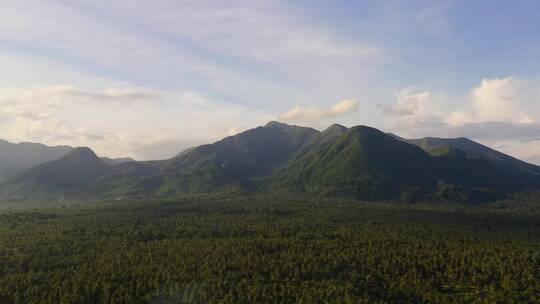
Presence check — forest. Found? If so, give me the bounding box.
[0,194,539,303]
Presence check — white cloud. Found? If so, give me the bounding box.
[385,89,444,118]
[383,77,540,163]
[0,84,274,160]
[466,77,540,124]
[280,99,359,123]
[0,1,385,109]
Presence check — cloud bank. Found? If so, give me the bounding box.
[384,77,540,163]
[0,84,273,160]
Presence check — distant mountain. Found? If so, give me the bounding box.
[2,122,540,203]
[0,139,73,182]
[100,157,136,165]
[394,135,540,175]
[0,147,112,199]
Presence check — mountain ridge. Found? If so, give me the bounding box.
[394,135,540,174]
[0,139,74,182]
[0,147,112,199]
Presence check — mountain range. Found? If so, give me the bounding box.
[1,121,539,202]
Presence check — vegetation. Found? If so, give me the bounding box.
[1,195,539,303]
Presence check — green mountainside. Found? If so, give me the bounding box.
[153,121,319,196]
[272,126,437,200]
[2,122,540,202]
[399,136,540,174]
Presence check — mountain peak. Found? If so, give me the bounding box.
[320,124,348,140]
[264,121,291,128]
[66,147,98,157]
[348,125,383,134]
[263,121,317,135]
[323,123,347,133]
[61,147,103,165]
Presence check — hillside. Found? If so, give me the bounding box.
[275,127,540,201]
[0,139,73,182]
[153,121,319,196]
[272,126,437,200]
[399,136,540,174]
[0,147,112,199]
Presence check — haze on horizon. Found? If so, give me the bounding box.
[1,1,540,163]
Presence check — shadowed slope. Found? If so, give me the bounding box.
[155,121,319,195]
[0,139,73,182]
[0,147,111,198]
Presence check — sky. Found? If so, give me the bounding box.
[1,1,540,162]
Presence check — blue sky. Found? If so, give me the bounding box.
[1,0,540,161]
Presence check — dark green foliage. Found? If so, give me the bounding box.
[428,146,467,158]
[86,161,163,199]
[272,126,437,200]
[0,195,539,303]
[434,182,498,203]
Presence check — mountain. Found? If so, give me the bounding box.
[0,147,112,199]
[272,126,437,200]
[275,127,540,201]
[0,139,73,182]
[321,123,348,139]
[289,123,349,160]
[153,121,319,196]
[100,157,136,165]
[83,160,162,199]
[396,136,540,175]
[2,122,540,203]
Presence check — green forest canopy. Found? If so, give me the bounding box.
[0,194,539,303]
